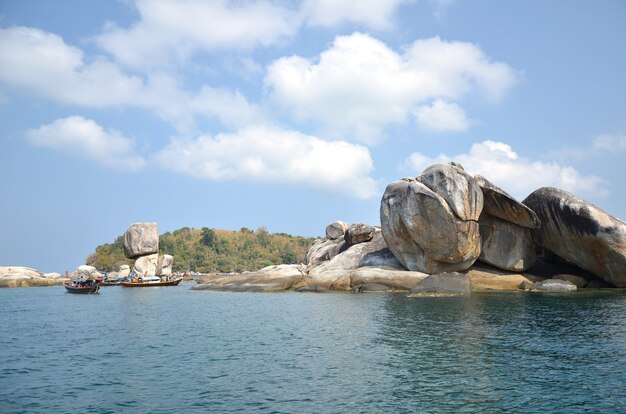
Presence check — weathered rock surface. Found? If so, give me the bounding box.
[479,213,536,271]
[305,237,347,266]
[345,223,375,246]
[475,175,540,228]
[531,279,577,292]
[325,221,349,240]
[75,265,101,280]
[409,272,471,296]
[380,166,482,273]
[123,222,159,259]
[193,265,305,292]
[464,265,544,291]
[0,266,66,288]
[158,254,174,276]
[523,187,626,287]
[553,274,588,288]
[133,253,159,277]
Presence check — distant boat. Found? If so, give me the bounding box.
[120,276,183,287]
[64,279,100,294]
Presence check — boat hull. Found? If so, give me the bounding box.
[64,282,100,294]
[120,278,183,287]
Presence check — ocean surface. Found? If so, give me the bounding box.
[1,283,625,413]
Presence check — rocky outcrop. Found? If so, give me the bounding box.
[344,223,375,246]
[464,265,544,291]
[475,176,539,272]
[75,265,101,280]
[0,266,67,288]
[193,265,305,292]
[133,253,159,277]
[531,279,577,292]
[158,254,174,277]
[325,221,348,240]
[305,237,346,266]
[478,214,536,271]
[380,163,482,273]
[123,222,159,259]
[409,272,471,296]
[523,187,626,287]
[553,274,588,288]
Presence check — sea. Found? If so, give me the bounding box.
[1,283,625,413]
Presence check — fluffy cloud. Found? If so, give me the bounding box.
[24,116,146,170]
[96,0,298,69]
[154,126,377,198]
[0,26,261,131]
[401,140,607,199]
[265,33,518,143]
[0,26,144,106]
[301,0,411,30]
[414,99,470,131]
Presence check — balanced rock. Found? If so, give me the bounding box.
[325,221,349,240]
[123,222,159,259]
[380,163,482,273]
[345,223,375,246]
[523,187,626,287]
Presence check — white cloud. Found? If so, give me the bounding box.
[24,116,146,170]
[414,99,470,131]
[154,126,378,198]
[265,33,519,143]
[96,0,299,70]
[301,0,412,30]
[401,140,608,199]
[0,26,261,132]
[0,26,144,106]
[592,134,626,151]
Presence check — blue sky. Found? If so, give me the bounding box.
[1,0,625,272]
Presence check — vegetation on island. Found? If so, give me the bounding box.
[86,227,316,273]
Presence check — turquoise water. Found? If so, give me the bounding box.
[1,284,625,413]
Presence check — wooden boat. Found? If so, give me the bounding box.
[64,280,100,294]
[120,276,183,287]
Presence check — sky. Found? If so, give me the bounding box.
[1,0,625,272]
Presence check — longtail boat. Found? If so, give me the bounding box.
[64,280,100,294]
[120,276,183,287]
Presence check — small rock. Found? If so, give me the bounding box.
[531,279,577,292]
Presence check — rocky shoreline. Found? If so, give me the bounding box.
[3,162,625,293]
[194,162,626,294]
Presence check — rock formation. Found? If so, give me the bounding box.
[325,221,348,240]
[123,222,159,259]
[344,223,375,246]
[0,266,67,288]
[523,187,626,287]
[380,163,482,273]
[122,222,174,277]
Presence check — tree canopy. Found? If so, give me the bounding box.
[86,227,316,273]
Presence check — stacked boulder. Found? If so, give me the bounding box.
[122,222,174,277]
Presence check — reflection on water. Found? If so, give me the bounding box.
[0,286,625,413]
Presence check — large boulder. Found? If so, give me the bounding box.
[305,237,347,266]
[133,253,159,277]
[464,264,544,291]
[409,272,471,296]
[325,221,349,240]
[75,265,101,280]
[478,213,536,271]
[380,164,482,273]
[123,222,159,259]
[344,223,375,246]
[475,175,540,228]
[523,187,626,287]
[157,254,174,276]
